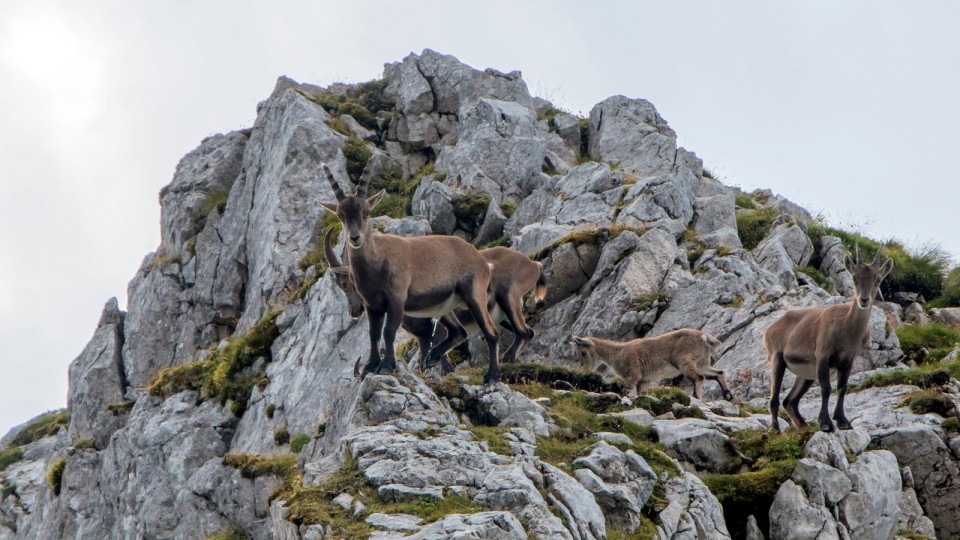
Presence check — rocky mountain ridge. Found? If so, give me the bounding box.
[2,49,959,540]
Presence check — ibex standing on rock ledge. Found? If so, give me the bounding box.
[766,246,893,432]
[319,164,503,383]
[323,232,546,371]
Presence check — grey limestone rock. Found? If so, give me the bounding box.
[66,298,127,449]
[587,95,678,178]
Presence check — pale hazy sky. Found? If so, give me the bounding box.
[1,1,958,436]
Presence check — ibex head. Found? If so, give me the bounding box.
[571,336,600,371]
[844,244,894,309]
[322,228,365,319]
[319,164,385,249]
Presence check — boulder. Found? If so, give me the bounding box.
[587,95,678,178]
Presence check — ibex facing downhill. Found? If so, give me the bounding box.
[766,247,893,432]
[324,231,545,369]
[318,164,503,383]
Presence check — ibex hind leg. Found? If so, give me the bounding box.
[462,282,500,384]
[782,378,814,430]
[769,351,787,433]
[422,313,467,372]
[701,366,734,402]
[833,368,853,430]
[375,303,405,375]
[499,293,533,364]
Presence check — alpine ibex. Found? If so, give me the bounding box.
[571,329,732,400]
[319,164,503,383]
[323,230,546,370]
[766,246,893,432]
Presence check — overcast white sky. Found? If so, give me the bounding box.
[1,1,958,436]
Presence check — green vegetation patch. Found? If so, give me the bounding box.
[290,434,311,453]
[342,137,373,182]
[497,363,627,394]
[302,79,391,131]
[196,189,230,221]
[806,222,950,300]
[631,387,691,417]
[534,224,646,261]
[896,323,960,364]
[930,267,960,308]
[942,416,960,433]
[464,426,513,456]
[107,400,135,416]
[702,459,797,539]
[701,427,814,538]
[451,193,491,232]
[897,390,956,417]
[853,365,952,392]
[797,265,831,290]
[631,289,669,313]
[734,193,757,210]
[72,438,96,450]
[273,454,482,534]
[735,207,779,250]
[223,452,297,479]
[6,409,69,448]
[0,448,23,472]
[274,427,291,446]
[46,457,65,496]
[147,311,280,416]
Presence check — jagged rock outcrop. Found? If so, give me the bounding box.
[3,50,952,540]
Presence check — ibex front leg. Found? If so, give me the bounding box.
[362,310,385,377]
[833,366,852,430]
[817,358,834,432]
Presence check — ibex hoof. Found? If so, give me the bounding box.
[723,391,734,402]
[376,362,397,375]
[483,370,500,385]
[819,421,835,433]
[836,419,853,430]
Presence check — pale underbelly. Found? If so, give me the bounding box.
[406,294,462,318]
[784,359,833,381]
[458,304,503,333]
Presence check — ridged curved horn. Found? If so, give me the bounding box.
[854,242,861,265]
[355,164,373,199]
[871,246,883,266]
[323,227,342,267]
[322,164,345,202]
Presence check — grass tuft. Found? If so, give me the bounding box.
[736,208,779,250]
[896,323,960,364]
[290,434,311,453]
[6,409,69,447]
[46,457,65,496]
[223,452,297,479]
[196,189,230,221]
[0,448,23,472]
[451,193,491,232]
[897,390,955,417]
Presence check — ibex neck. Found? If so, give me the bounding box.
[845,298,873,331]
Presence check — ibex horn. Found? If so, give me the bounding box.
[355,164,373,198]
[322,164,345,202]
[871,246,883,266]
[323,228,342,268]
[854,242,861,265]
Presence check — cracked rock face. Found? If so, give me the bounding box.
[2,50,948,540]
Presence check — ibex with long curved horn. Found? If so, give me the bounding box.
[319,164,504,383]
[324,229,546,369]
[766,245,893,432]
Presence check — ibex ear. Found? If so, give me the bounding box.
[366,189,386,208]
[571,336,591,347]
[329,265,351,275]
[320,202,339,213]
[844,253,855,273]
[878,258,894,280]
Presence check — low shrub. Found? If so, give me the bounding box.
[896,323,960,364]
[290,434,311,453]
[0,448,23,472]
[46,457,65,496]
[897,390,955,417]
[735,208,779,250]
[223,453,297,479]
[7,409,69,447]
[342,137,372,182]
